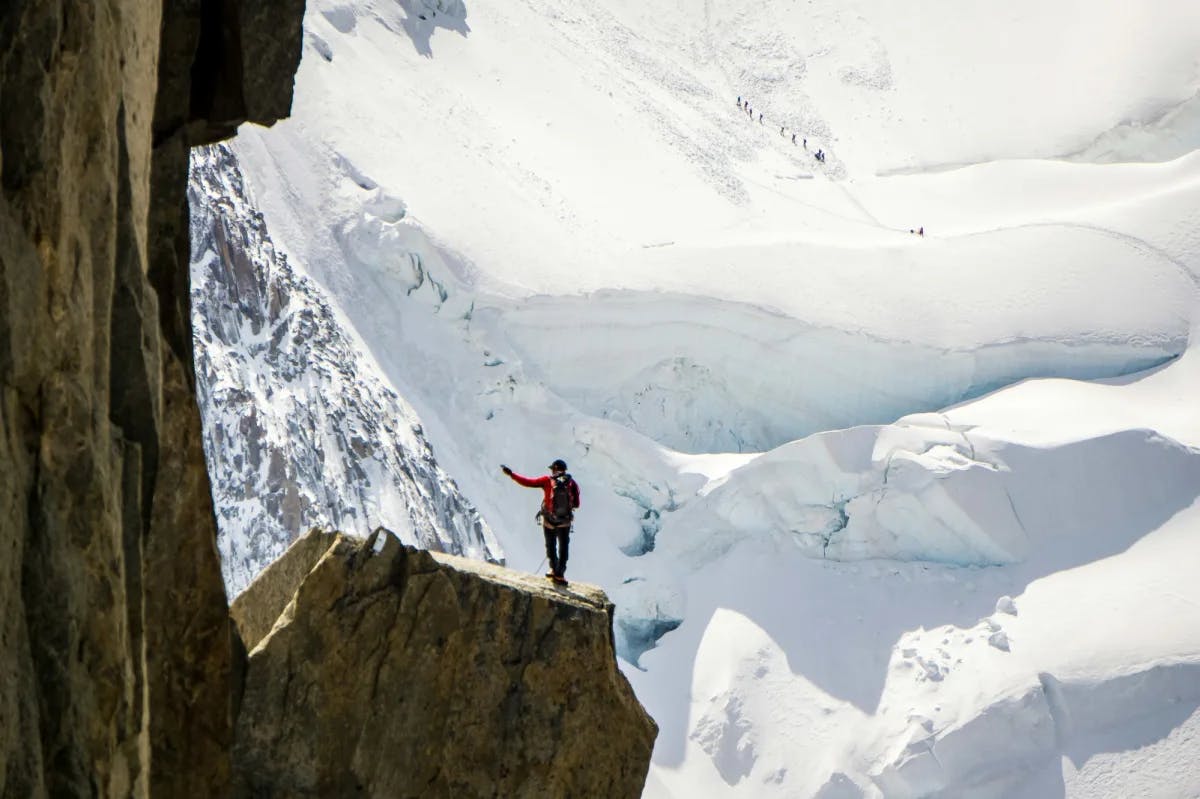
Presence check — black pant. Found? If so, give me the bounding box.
[543,524,570,576]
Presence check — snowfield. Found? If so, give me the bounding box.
[627,339,1200,797]
[198,0,1200,795]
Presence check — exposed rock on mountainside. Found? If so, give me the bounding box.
[189,144,501,594]
[0,1,302,795]
[231,529,657,799]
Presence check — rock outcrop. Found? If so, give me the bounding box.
[230,529,658,799]
[0,1,302,796]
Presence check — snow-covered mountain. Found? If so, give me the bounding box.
[189,0,1200,795]
[189,143,500,593]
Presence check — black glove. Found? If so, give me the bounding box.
[501,465,512,476]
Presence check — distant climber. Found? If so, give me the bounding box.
[502,460,580,584]
[791,133,796,144]
[737,95,742,106]
[918,226,925,236]
[803,137,807,149]
[758,112,763,123]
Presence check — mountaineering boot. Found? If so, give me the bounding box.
[551,573,568,585]
[545,571,557,578]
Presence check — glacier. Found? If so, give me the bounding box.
[185,0,1200,796]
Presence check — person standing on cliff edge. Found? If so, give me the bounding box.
[502,460,581,584]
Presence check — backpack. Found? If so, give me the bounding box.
[546,474,575,527]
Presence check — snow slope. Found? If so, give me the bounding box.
[189,0,1200,795]
[627,338,1200,797]
[190,144,500,592]
[231,0,1200,454]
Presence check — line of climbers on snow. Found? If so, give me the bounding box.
[737,94,927,235]
[737,95,827,163]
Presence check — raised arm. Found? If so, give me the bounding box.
[502,466,547,489]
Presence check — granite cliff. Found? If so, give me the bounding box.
[231,529,657,799]
[0,0,302,795]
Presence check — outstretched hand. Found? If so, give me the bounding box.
[501,464,512,476]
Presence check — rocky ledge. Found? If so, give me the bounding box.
[230,529,657,799]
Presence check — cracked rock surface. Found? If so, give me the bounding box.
[0,0,302,795]
[231,529,657,799]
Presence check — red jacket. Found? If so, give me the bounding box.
[508,471,581,514]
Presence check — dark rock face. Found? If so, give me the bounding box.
[231,530,658,799]
[0,1,302,796]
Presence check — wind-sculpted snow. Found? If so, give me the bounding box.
[189,145,501,594]
[871,650,1200,797]
[624,347,1200,797]
[652,416,1200,569]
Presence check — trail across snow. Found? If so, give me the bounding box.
[208,0,1200,796]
